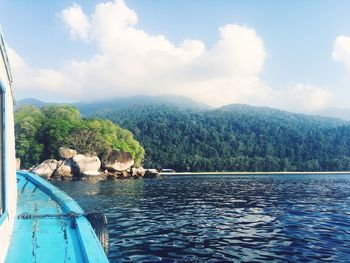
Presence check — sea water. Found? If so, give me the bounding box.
[54,174,350,262]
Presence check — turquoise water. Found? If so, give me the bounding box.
[54,174,350,262]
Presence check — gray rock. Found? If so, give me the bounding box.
[58,147,77,159]
[31,159,58,180]
[131,167,145,177]
[72,154,101,175]
[79,171,106,181]
[118,170,130,178]
[144,169,160,178]
[53,160,73,179]
[101,150,134,171]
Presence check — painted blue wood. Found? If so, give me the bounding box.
[6,172,109,263]
[0,26,16,263]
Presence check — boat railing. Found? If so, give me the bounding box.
[0,25,14,89]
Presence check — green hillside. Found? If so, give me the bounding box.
[16,97,350,172]
[83,103,350,172]
[15,105,144,168]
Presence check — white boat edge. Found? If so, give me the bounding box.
[0,25,17,262]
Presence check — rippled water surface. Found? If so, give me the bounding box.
[54,174,350,262]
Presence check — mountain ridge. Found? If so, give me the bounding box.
[15,96,350,123]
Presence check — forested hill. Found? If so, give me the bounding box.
[16,97,350,172]
[80,102,350,172]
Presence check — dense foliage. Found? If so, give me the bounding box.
[15,105,144,168]
[89,104,350,172]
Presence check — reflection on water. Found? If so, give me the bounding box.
[54,174,350,262]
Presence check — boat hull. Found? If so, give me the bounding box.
[0,26,16,263]
[6,171,109,263]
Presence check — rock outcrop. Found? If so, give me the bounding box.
[52,160,73,180]
[31,159,58,180]
[58,147,77,159]
[79,171,106,181]
[101,150,134,171]
[30,148,155,181]
[131,167,146,177]
[71,154,101,177]
[144,169,160,178]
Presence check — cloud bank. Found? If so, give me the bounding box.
[8,0,333,112]
[61,3,90,41]
[333,35,350,73]
[277,84,333,113]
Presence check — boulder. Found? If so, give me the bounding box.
[101,170,117,180]
[31,159,58,180]
[72,154,101,176]
[53,160,73,180]
[131,167,145,177]
[114,170,130,179]
[78,171,104,181]
[144,169,160,179]
[58,147,77,159]
[101,150,134,171]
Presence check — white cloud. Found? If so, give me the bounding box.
[276,83,333,113]
[58,0,271,106]
[8,48,80,100]
[60,3,90,41]
[333,35,350,73]
[8,0,333,112]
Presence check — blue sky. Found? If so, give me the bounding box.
[1,0,350,112]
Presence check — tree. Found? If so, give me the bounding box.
[15,105,145,168]
[14,106,44,168]
[90,104,350,172]
[65,128,109,156]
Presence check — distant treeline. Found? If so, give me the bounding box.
[15,105,144,168]
[90,104,350,172]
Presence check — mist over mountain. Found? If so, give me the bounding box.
[314,107,350,121]
[15,98,47,110]
[16,95,210,113]
[16,95,350,122]
[76,95,211,115]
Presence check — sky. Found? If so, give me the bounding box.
[1,0,350,112]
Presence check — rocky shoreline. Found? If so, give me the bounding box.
[27,147,160,181]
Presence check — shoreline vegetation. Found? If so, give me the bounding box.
[15,105,144,168]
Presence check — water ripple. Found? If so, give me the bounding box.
[54,174,350,262]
